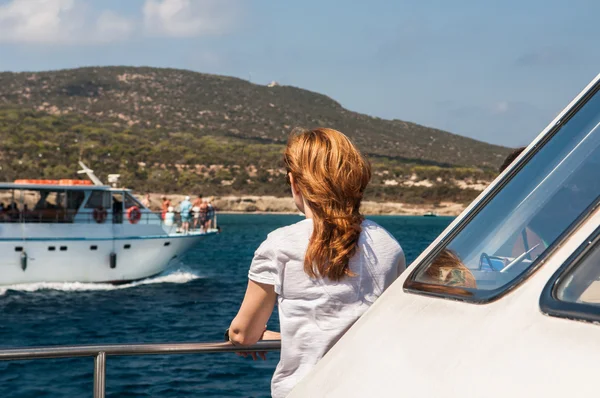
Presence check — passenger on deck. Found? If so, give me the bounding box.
[179,196,192,234]
[164,206,175,227]
[0,203,5,221]
[227,128,405,398]
[198,200,209,233]
[22,204,32,222]
[499,146,527,173]
[8,202,19,221]
[192,195,203,230]
[161,196,171,220]
[141,193,151,209]
[205,198,215,230]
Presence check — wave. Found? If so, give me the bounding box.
[0,269,201,296]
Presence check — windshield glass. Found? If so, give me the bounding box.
[408,85,600,299]
[556,236,600,305]
[124,193,143,209]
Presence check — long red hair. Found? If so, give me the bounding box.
[284,128,371,281]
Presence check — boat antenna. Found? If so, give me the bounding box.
[77,161,104,186]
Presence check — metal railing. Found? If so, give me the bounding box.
[0,210,218,230]
[0,340,281,398]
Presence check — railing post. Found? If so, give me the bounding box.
[93,352,106,398]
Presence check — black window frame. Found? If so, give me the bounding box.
[404,80,600,304]
[540,223,600,324]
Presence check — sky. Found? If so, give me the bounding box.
[0,0,599,147]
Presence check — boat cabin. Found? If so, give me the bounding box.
[0,180,148,224]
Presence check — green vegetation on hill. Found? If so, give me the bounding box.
[0,66,509,204]
[0,107,492,204]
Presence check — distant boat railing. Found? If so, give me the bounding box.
[0,209,218,230]
[0,340,281,398]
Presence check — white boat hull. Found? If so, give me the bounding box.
[0,233,213,285]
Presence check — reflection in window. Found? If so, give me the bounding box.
[409,86,600,297]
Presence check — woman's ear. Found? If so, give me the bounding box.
[289,173,307,215]
[289,173,300,195]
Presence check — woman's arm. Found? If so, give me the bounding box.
[228,280,277,346]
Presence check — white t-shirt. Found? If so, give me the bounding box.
[248,218,405,398]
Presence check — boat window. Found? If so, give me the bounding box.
[85,191,108,209]
[540,226,600,323]
[558,246,600,305]
[124,193,143,210]
[23,189,68,223]
[2,189,25,222]
[67,191,85,212]
[405,83,600,302]
[0,189,14,210]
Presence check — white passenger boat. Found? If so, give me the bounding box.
[0,165,217,285]
[290,74,600,397]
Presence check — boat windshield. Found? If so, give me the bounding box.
[124,192,144,210]
[406,83,600,301]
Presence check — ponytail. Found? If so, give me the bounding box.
[284,128,371,281]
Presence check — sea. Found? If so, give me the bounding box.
[0,214,452,398]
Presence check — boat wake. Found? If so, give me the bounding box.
[0,269,201,296]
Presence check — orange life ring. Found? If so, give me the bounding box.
[127,206,142,224]
[93,206,107,224]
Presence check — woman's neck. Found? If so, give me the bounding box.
[302,198,314,219]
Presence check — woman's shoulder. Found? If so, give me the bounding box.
[360,219,403,251]
[255,219,312,257]
[267,218,313,241]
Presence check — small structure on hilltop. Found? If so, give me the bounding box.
[267,81,280,87]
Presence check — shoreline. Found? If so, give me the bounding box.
[217,211,455,217]
[141,193,467,216]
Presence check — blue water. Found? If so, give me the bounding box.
[0,214,451,397]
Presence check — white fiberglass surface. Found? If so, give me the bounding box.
[413,86,600,293]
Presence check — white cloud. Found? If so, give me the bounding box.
[95,10,135,43]
[0,0,134,44]
[143,0,237,37]
[0,0,238,44]
[0,0,77,43]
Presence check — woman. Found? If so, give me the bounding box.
[228,128,405,398]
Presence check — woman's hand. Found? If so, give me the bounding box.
[235,329,281,360]
[261,330,281,340]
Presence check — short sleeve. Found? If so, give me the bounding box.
[248,236,282,295]
[396,249,406,276]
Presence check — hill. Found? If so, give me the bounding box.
[0,66,509,204]
[0,66,509,167]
